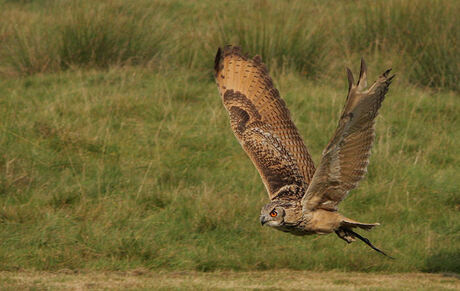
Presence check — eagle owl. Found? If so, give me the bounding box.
[214,46,394,257]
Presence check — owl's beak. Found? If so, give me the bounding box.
[260,216,267,226]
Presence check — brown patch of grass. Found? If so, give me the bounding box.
[0,270,459,290]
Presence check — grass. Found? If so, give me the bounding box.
[0,0,458,89]
[1,270,459,290]
[0,0,459,274]
[0,68,458,273]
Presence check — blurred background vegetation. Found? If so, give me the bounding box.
[0,0,458,273]
[1,0,458,89]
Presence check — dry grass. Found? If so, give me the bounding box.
[0,270,459,290]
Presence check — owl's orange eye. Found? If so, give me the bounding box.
[270,210,277,217]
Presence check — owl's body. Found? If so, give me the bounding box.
[214,46,394,257]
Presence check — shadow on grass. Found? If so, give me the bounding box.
[424,251,460,274]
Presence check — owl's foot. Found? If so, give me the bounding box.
[335,227,394,259]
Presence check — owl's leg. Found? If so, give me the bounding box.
[335,227,394,259]
[335,228,356,243]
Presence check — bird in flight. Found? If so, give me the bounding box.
[214,45,394,257]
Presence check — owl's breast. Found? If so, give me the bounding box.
[272,223,315,236]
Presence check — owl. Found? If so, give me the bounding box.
[214,46,394,257]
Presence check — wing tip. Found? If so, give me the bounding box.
[357,57,367,90]
[383,69,396,83]
[383,68,392,77]
[215,45,270,73]
[214,47,223,77]
[379,69,395,88]
[214,45,250,78]
[346,67,354,93]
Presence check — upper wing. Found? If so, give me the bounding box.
[302,59,394,212]
[215,46,315,200]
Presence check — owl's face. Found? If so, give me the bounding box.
[259,201,288,227]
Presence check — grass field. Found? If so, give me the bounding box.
[0,0,459,278]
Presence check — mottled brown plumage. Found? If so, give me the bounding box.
[215,46,315,201]
[214,46,394,257]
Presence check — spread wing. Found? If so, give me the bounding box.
[302,59,394,212]
[214,46,315,200]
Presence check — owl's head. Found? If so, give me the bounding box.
[260,201,296,228]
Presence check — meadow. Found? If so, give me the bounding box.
[0,0,459,276]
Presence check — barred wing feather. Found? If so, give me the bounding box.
[302,59,394,212]
[214,46,316,200]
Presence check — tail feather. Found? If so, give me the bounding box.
[341,218,379,231]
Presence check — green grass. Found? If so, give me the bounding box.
[0,0,459,273]
[1,0,458,89]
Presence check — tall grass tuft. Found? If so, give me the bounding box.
[3,26,57,74]
[58,2,169,69]
[213,1,329,78]
[0,6,59,74]
[343,0,459,90]
[0,1,171,74]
